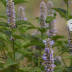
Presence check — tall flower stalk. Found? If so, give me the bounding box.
[18,6,27,20]
[6,0,16,29]
[43,38,55,72]
[39,1,47,29]
[6,0,16,62]
[47,1,57,37]
[38,2,47,67]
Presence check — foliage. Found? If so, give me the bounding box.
[0,0,71,72]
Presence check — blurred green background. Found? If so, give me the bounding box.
[0,0,72,66]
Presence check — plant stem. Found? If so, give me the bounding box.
[13,41,15,62]
[38,32,43,65]
[38,32,43,72]
[38,32,43,66]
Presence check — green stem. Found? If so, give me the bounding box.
[13,42,15,62]
[38,50,41,66]
[37,32,43,72]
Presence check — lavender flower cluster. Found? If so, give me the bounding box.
[43,38,55,72]
[48,19,57,37]
[39,2,47,28]
[18,6,27,20]
[6,0,16,29]
[47,1,53,14]
[47,1,57,37]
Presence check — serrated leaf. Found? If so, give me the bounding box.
[52,8,68,20]
[16,20,34,26]
[3,57,18,67]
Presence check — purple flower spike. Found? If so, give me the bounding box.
[39,2,47,28]
[18,6,27,21]
[47,1,57,37]
[6,0,16,29]
[42,38,55,72]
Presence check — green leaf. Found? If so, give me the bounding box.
[23,40,44,48]
[38,27,51,33]
[63,55,72,59]
[34,17,40,23]
[0,0,6,6]
[46,16,55,23]
[0,22,9,27]
[0,34,7,41]
[30,67,41,72]
[1,0,31,6]
[18,49,29,54]
[22,66,30,71]
[3,57,18,67]
[13,35,27,41]
[16,20,34,26]
[12,52,22,59]
[69,15,72,19]
[15,40,22,48]
[26,26,37,30]
[52,8,68,20]
[0,15,8,19]
[0,39,6,48]
[2,30,12,36]
[52,35,66,41]
[54,65,67,72]
[16,69,25,72]
[66,66,72,72]
[13,0,31,5]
